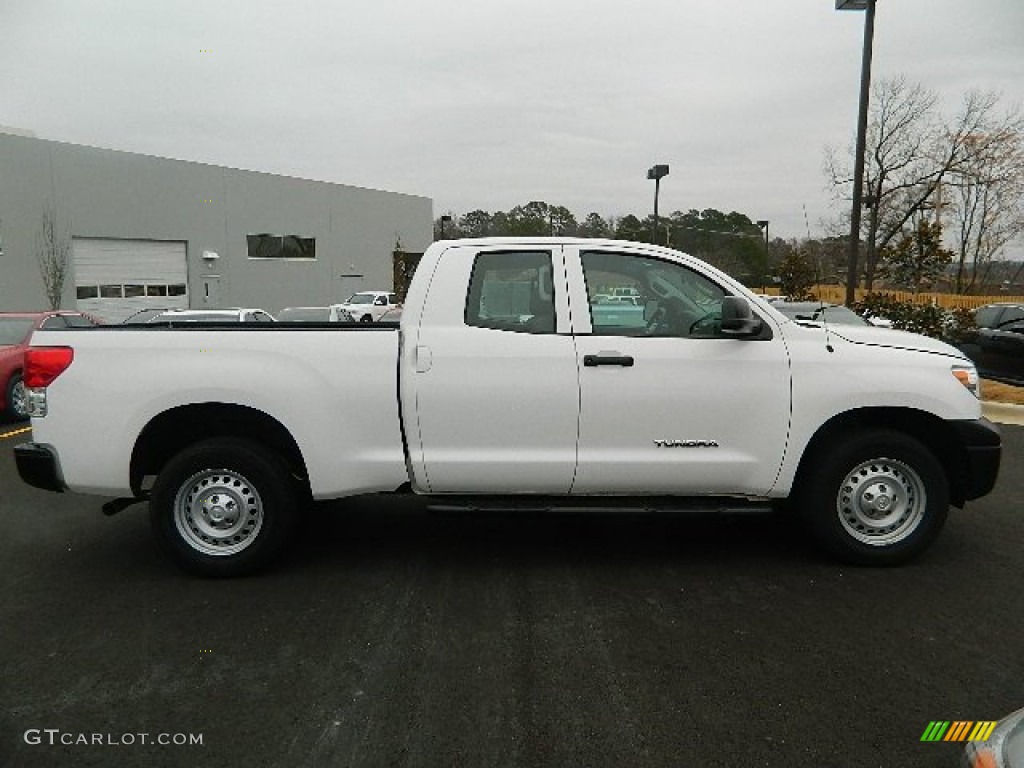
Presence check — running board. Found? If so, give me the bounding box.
[426,496,774,516]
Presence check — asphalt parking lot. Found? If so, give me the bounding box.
[1,423,1022,768]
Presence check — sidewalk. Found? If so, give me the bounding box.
[982,401,1024,426]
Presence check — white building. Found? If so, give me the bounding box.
[0,130,432,321]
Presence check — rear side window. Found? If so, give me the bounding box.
[464,251,555,334]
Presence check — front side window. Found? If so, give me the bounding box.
[581,251,727,338]
[465,251,555,334]
[999,307,1024,327]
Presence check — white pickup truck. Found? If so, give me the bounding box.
[16,238,1001,576]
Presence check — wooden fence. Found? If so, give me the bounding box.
[761,286,1024,310]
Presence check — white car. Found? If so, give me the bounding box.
[337,291,399,323]
[148,308,276,323]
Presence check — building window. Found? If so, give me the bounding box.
[100,285,123,298]
[168,284,187,296]
[147,285,168,297]
[123,284,146,298]
[246,234,316,260]
[77,286,99,299]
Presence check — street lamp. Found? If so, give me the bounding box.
[647,164,669,245]
[757,220,769,292]
[438,214,452,240]
[836,0,878,306]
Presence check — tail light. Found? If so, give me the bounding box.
[24,346,75,388]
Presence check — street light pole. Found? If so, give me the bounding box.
[647,165,669,245]
[837,0,878,307]
[757,220,769,292]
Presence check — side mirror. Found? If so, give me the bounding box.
[720,296,762,337]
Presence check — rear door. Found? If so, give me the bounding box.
[407,245,579,493]
[566,245,791,496]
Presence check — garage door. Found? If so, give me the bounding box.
[73,238,188,323]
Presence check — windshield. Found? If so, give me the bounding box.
[0,318,36,345]
[345,293,375,305]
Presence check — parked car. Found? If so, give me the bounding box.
[336,291,399,323]
[122,308,175,324]
[276,306,354,323]
[956,302,1024,385]
[590,294,646,329]
[147,308,276,323]
[15,237,999,576]
[772,301,874,327]
[0,311,102,420]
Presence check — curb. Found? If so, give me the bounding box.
[982,401,1024,426]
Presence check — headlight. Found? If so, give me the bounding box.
[952,364,979,398]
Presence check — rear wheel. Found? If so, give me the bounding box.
[149,438,297,576]
[5,373,27,421]
[796,429,948,565]
[359,314,373,323]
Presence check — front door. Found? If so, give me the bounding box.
[566,245,791,496]
[202,276,221,307]
[406,245,579,493]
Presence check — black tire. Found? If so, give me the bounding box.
[359,314,373,323]
[4,373,27,422]
[149,438,297,577]
[795,429,949,565]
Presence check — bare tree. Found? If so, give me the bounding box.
[37,203,70,310]
[945,104,1024,293]
[826,78,938,289]
[826,81,1024,290]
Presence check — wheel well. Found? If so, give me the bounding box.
[792,408,972,507]
[130,403,308,497]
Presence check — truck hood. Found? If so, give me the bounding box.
[827,324,968,360]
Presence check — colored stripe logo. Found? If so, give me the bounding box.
[920,720,998,742]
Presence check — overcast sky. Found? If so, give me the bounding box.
[1,0,1022,252]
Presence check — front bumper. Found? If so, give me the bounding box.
[14,442,66,493]
[951,418,1001,501]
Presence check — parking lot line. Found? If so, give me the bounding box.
[0,426,31,440]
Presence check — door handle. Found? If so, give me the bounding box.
[414,345,433,373]
[583,353,634,367]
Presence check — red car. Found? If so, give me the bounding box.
[0,311,103,421]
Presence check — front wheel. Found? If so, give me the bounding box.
[5,373,27,421]
[359,314,373,323]
[149,438,298,576]
[795,429,949,565]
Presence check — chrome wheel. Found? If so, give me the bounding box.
[173,469,264,556]
[10,378,28,417]
[837,458,926,546]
